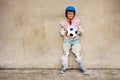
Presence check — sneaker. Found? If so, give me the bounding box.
[80,68,87,75]
[60,70,65,74]
[60,66,66,74]
[78,62,87,75]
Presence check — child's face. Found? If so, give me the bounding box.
[67,11,74,20]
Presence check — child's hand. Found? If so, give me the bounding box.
[65,31,68,36]
[78,31,83,36]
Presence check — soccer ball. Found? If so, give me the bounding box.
[67,26,78,38]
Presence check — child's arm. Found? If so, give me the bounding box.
[60,21,68,36]
[75,19,84,36]
[60,27,66,36]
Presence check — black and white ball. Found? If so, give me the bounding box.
[67,26,78,38]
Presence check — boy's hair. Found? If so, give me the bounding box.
[65,6,76,19]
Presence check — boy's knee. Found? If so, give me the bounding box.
[63,44,70,51]
[72,48,80,54]
[61,51,69,60]
[72,44,81,53]
[74,52,82,62]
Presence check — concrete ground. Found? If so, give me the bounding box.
[0,68,120,80]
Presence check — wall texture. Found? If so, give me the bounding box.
[0,0,120,68]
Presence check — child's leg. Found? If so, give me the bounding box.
[72,43,87,74]
[60,43,71,74]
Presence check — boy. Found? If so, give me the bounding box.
[60,6,87,74]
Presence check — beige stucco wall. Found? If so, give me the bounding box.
[0,0,120,68]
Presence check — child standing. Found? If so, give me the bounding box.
[60,6,87,74]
